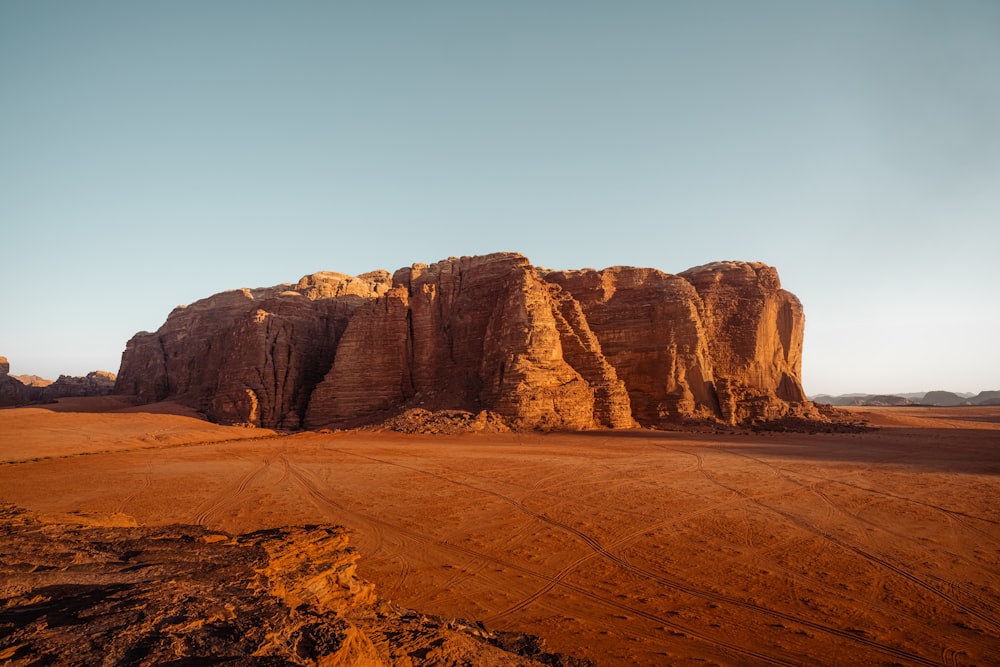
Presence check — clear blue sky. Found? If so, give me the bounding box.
[2,1,998,395]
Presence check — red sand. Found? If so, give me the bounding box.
[2,400,999,665]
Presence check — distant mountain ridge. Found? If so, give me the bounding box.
[810,390,1000,407]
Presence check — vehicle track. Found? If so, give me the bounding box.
[188,457,272,527]
[114,464,152,514]
[712,445,1000,631]
[810,472,999,539]
[718,445,1000,542]
[279,456,388,560]
[687,448,1000,638]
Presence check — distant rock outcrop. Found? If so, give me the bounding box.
[42,371,117,398]
[920,390,968,407]
[970,390,1000,406]
[812,394,918,407]
[0,357,30,406]
[813,390,998,407]
[117,253,819,430]
[0,357,116,405]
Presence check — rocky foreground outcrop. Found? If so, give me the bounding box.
[0,504,586,666]
[117,252,819,430]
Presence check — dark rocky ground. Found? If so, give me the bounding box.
[0,504,591,666]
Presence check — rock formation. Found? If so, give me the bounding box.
[117,252,817,430]
[971,390,1000,406]
[0,504,587,666]
[0,357,30,407]
[920,390,968,407]
[0,358,116,405]
[115,272,393,429]
[41,371,117,398]
[304,254,635,431]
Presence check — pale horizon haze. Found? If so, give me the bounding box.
[2,1,998,397]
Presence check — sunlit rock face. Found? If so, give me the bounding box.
[305,253,635,431]
[118,252,813,429]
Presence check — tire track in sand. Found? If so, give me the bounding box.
[188,457,272,527]
[114,465,152,514]
[685,447,1000,639]
[710,445,1000,634]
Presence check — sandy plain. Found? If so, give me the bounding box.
[1,399,999,666]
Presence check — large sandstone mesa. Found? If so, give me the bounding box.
[117,252,815,430]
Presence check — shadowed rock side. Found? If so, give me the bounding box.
[0,357,116,406]
[0,357,29,407]
[0,505,588,666]
[118,252,817,430]
[115,271,393,429]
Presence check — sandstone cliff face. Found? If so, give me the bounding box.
[304,254,635,430]
[679,262,806,424]
[118,253,813,429]
[115,272,392,428]
[546,267,718,426]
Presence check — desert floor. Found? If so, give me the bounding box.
[2,399,999,666]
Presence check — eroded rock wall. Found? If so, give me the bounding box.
[546,266,719,426]
[115,272,392,428]
[679,261,807,424]
[305,253,630,430]
[0,356,29,407]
